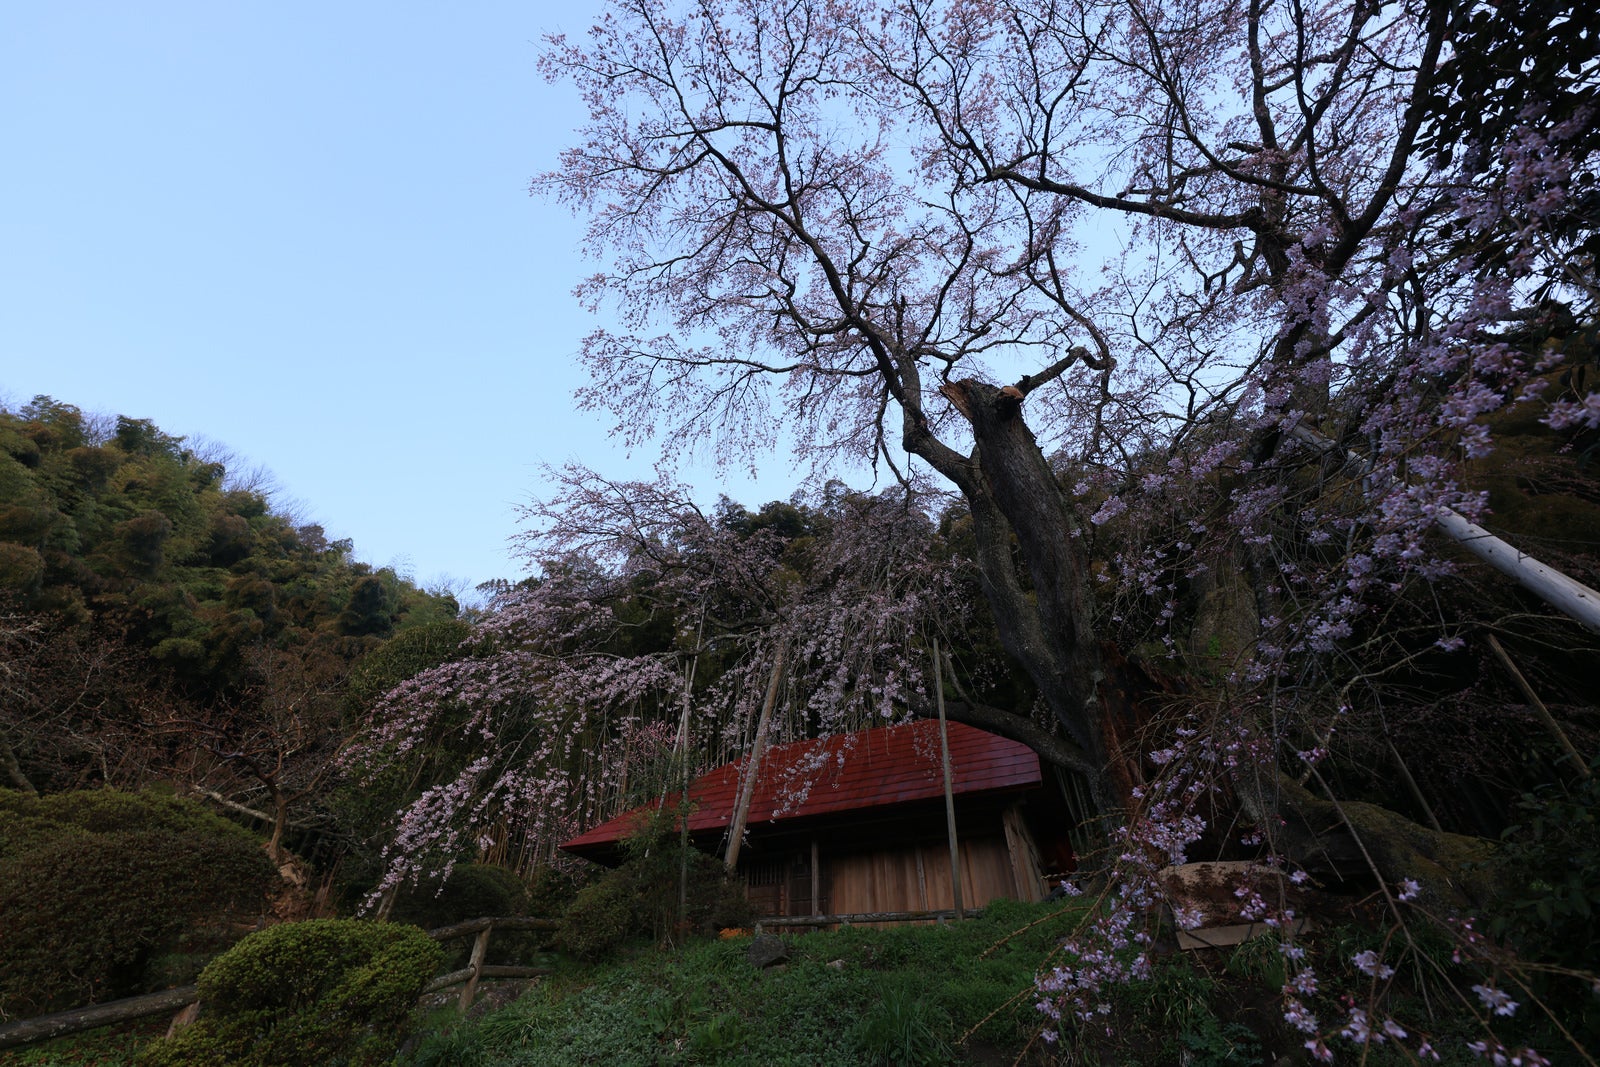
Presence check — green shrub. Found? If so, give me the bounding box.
[389,863,529,930]
[1488,757,1600,968]
[0,789,276,1016]
[555,808,751,959]
[136,919,445,1067]
[525,863,594,919]
[0,808,86,860]
[558,871,641,960]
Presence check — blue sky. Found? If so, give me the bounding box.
[1,2,802,596]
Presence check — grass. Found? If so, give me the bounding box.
[0,1021,164,1067]
[401,897,1091,1066]
[10,898,1557,1065]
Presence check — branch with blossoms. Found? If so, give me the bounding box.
[346,472,997,895]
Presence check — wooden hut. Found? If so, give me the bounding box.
[560,720,1074,921]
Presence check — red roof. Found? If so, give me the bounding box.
[561,719,1039,861]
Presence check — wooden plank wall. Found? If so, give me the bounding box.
[829,835,1020,916]
[1002,803,1047,902]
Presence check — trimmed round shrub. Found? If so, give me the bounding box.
[390,862,530,930]
[136,919,445,1067]
[25,786,262,839]
[558,869,639,960]
[0,788,277,1016]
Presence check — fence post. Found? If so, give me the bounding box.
[459,924,493,1012]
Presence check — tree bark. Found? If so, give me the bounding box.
[907,379,1120,810]
[0,733,36,794]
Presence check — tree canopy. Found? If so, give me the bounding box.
[523,0,1600,1059]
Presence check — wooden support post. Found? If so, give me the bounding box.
[725,648,786,870]
[1487,634,1591,779]
[934,639,964,920]
[810,837,821,917]
[458,924,492,1012]
[677,659,695,922]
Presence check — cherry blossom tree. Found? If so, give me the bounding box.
[539,0,1439,802]
[537,0,1599,783]
[532,1,1600,1058]
[347,472,981,891]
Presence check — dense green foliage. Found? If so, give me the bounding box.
[0,397,447,671]
[0,789,276,1016]
[555,808,751,960]
[389,863,531,931]
[135,919,444,1067]
[1481,756,1600,1043]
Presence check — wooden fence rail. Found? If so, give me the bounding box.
[755,907,984,930]
[0,916,559,1052]
[0,986,200,1051]
[423,916,559,1012]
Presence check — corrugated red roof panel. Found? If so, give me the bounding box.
[561,720,1039,860]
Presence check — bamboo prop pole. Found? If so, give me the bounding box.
[678,660,694,921]
[1386,739,1444,832]
[1486,634,1592,779]
[725,647,787,870]
[674,608,708,922]
[934,638,965,920]
[1287,422,1600,633]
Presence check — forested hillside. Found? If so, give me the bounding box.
[0,395,458,851]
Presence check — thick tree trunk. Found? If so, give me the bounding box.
[1,733,36,794]
[908,378,1122,811]
[963,383,1105,752]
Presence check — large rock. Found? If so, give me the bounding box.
[747,934,789,969]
